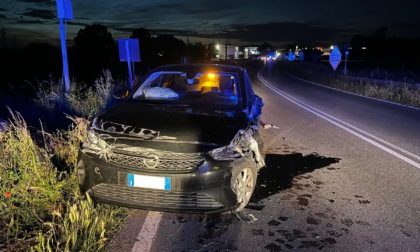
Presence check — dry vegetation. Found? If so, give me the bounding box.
[0,71,130,251]
[281,61,420,108]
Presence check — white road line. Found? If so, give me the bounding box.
[258,71,420,169]
[132,211,162,252]
[284,70,420,111]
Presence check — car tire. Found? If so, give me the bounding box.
[231,159,257,212]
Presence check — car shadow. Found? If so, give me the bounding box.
[249,152,340,206]
[165,152,341,251]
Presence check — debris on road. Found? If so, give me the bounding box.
[260,120,279,129]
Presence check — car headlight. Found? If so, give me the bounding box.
[83,130,108,150]
[208,145,243,161]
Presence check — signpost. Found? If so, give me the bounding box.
[287,52,296,61]
[118,38,140,90]
[56,0,73,92]
[329,45,342,73]
[344,50,349,75]
[298,51,305,61]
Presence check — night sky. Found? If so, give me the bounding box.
[1,0,419,48]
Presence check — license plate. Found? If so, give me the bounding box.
[127,173,171,190]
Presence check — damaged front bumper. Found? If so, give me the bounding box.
[77,122,264,213]
[77,149,240,214]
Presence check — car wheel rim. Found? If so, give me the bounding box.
[234,167,254,206]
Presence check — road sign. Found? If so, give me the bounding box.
[329,46,342,70]
[298,51,305,61]
[118,38,140,62]
[118,38,140,90]
[56,0,73,20]
[287,52,296,61]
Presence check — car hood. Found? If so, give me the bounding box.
[92,102,248,146]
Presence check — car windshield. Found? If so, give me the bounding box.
[131,70,240,106]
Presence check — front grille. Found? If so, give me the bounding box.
[91,183,224,211]
[109,148,204,172]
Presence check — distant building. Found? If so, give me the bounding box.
[241,46,260,59]
[240,46,259,59]
[212,44,260,60]
[213,44,238,60]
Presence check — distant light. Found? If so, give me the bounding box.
[330,45,334,50]
[216,44,220,50]
[362,47,366,50]
[208,73,216,78]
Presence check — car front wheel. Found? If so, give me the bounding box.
[231,160,257,212]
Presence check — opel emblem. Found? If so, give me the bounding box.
[143,154,159,168]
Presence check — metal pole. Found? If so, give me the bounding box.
[59,18,70,92]
[225,33,228,60]
[344,51,348,75]
[126,40,133,90]
[186,36,189,63]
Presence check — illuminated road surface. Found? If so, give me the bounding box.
[109,60,420,252]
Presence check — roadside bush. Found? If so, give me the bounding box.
[0,110,65,250]
[35,70,115,118]
[282,61,420,108]
[0,70,130,251]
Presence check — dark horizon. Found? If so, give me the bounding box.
[1,0,419,49]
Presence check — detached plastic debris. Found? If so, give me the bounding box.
[263,124,279,129]
[260,120,279,129]
[248,214,258,223]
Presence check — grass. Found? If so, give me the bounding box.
[35,70,115,118]
[0,71,131,251]
[281,61,420,108]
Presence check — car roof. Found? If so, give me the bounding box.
[151,64,245,74]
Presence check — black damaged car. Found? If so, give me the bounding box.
[77,64,265,213]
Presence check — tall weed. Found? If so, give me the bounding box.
[0,110,66,250]
[35,70,115,118]
[1,70,129,251]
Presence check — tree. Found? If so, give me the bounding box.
[26,43,61,82]
[258,42,274,56]
[74,23,114,53]
[73,24,116,82]
[188,42,210,63]
[155,35,186,64]
[130,28,156,66]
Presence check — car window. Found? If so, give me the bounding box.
[132,71,240,106]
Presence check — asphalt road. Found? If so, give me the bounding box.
[109,60,420,252]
